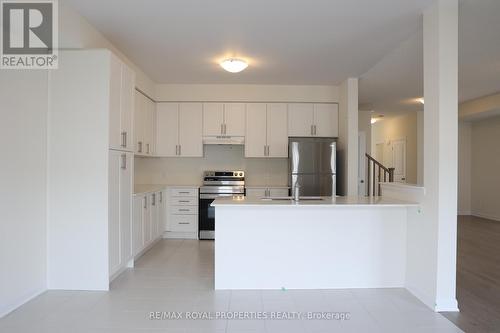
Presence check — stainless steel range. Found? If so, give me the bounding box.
[199,170,245,240]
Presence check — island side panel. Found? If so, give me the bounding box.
[215,206,407,290]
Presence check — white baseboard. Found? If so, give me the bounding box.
[0,287,46,318]
[471,212,500,222]
[435,298,459,312]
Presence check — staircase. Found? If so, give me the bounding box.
[365,153,395,196]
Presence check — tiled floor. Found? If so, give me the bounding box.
[0,239,463,332]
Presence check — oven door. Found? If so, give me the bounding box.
[198,193,234,240]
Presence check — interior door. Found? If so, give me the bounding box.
[245,103,267,157]
[392,139,407,183]
[266,103,288,157]
[288,103,314,136]
[203,103,224,136]
[314,103,339,137]
[224,103,246,136]
[179,103,203,157]
[156,103,179,157]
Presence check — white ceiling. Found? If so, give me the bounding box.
[360,0,500,113]
[66,0,500,110]
[65,0,434,85]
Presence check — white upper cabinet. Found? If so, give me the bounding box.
[288,103,338,137]
[313,103,339,137]
[134,92,156,155]
[245,103,288,158]
[266,103,288,157]
[288,103,314,137]
[203,102,245,137]
[203,103,224,136]
[245,103,267,157]
[179,103,203,157]
[156,103,203,157]
[109,54,135,152]
[156,103,179,157]
[224,103,246,136]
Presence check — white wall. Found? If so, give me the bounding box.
[155,84,339,102]
[338,78,359,196]
[0,71,48,317]
[470,116,500,221]
[59,2,156,97]
[358,111,372,155]
[135,145,288,186]
[458,121,471,215]
[371,112,419,184]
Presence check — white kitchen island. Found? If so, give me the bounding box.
[212,196,418,290]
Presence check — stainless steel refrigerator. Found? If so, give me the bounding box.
[289,137,337,196]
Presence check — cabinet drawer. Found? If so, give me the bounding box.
[170,188,198,197]
[171,205,198,215]
[170,197,197,206]
[170,215,197,232]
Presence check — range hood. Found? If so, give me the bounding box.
[203,136,245,145]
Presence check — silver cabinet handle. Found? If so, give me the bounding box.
[264,145,267,156]
[179,200,190,203]
[138,141,143,153]
[179,208,190,212]
[223,123,227,135]
[152,193,156,206]
[120,154,126,169]
[144,196,147,209]
[267,145,270,157]
[314,125,317,136]
[146,143,150,154]
[178,145,181,156]
[179,222,190,225]
[159,192,163,203]
[121,132,127,148]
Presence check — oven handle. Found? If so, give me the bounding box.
[200,193,240,199]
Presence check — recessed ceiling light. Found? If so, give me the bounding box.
[220,58,248,73]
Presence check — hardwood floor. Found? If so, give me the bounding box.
[442,215,500,333]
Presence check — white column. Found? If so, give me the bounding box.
[423,0,458,311]
[338,78,359,196]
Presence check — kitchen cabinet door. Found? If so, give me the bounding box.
[267,103,288,157]
[178,103,203,157]
[245,103,267,157]
[143,98,156,155]
[132,195,144,255]
[109,55,122,150]
[245,188,267,198]
[158,190,166,237]
[120,152,133,263]
[314,103,338,137]
[143,195,151,245]
[134,91,146,154]
[108,150,121,275]
[203,103,224,136]
[288,103,314,137]
[156,103,179,157]
[120,64,135,151]
[224,103,246,136]
[269,188,289,197]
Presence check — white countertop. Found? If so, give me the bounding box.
[212,195,418,207]
[133,184,199,195]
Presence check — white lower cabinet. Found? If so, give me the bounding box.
[246,187,290,198]
[132,189,167,258]
[108,151,133,279]
[164,187,199,239]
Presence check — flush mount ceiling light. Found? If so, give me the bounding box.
[417,98,425,105]
[371,115,384,124]
[220,58,248,73]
